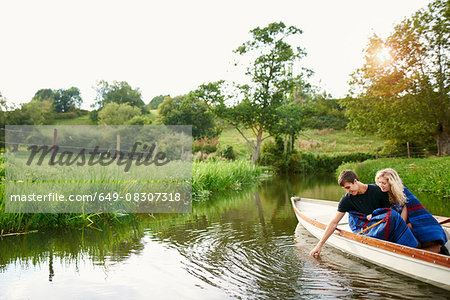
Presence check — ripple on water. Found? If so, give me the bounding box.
[157,220,450,299]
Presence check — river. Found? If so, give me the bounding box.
[0,175,448,299]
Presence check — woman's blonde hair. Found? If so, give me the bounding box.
[375,168,407,205]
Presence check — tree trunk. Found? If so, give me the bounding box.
[435,124,449,156]
[251,127,264,164]
[252,138,262,164]
[290,135,293,153]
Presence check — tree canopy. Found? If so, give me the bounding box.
[148,95,169,110]
[98,102,142,125]
[343,0,449,155]
[199,22,311,163]
[94,80,145,111]
[32,87,83,113]
[158,94,220,140]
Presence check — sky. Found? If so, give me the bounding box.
[0,0,431,110]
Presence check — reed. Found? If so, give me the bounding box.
[0,153,267,233]
[192,160,267,199]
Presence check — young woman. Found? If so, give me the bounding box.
[375,168,448,254]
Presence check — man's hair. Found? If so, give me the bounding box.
[338,170,358,186]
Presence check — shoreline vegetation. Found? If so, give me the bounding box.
[337,157,449,216]
[337,157,449,198]
[0,125,447,234]
[0,155,266,235]
[2,152,448,234]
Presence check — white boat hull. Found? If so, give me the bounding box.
[292,197,450,291]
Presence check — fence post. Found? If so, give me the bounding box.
[376,149,378,160]
[116,135,120,158]
[407,142,410,158]
[52,128,58,157]
[390,145,392,158]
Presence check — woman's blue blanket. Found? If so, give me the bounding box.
[348,208,418,248]
[394,187,448,246]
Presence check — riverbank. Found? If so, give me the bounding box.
[193,160,267,199]
[0,155,267,234]
[337,157,449,198]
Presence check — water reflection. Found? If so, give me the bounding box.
[0,175,448,299]
[0,224,146,277]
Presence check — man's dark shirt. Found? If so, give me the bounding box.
[338,184,390,215]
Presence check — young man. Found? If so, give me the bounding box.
[310,170,390,256]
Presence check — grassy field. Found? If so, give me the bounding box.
[218,126,384,160]
[51,109,384,159]
[296,129,384,154]
[51,114,96,125]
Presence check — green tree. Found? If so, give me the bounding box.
[126,115,152,125]
[302,94,348,130]
[94,80,145,111]
[98,102,142,125]
[344,0,449,155]
[32,87,83,113]
[32,89,55,102]
[0,93,6,124]
[0,92,7,149]
[21,100,54,125]
[148,95,169,110]
[269,103,305,154]
[199,22,310,163]
[54,87,83,113]
[158,94,220,140]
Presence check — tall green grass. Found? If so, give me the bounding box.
[192,160,267,200]
[1,153,267,233]
[337,157,450,197]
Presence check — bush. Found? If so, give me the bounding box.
[126,115,152,125]
[54,111,79,119]
[89,110,99,122]
[258,138,287,171]
[193,137,219,154]
[258,137,374,174]
[0,153,4,178]
[219,145,236,160]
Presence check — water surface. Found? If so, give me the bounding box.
[0,174,448,299]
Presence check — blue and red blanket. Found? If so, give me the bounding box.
[393,187,448,246]
[348,208,419,248]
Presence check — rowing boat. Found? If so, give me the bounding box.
[291,197,450,290]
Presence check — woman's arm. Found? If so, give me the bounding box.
[400,204,413,231]
[401,205,408,223]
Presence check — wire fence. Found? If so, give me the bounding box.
[0,127,190,161]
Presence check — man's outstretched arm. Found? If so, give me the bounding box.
[310,211,345,256]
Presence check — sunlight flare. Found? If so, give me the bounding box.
[376,47,392,64]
